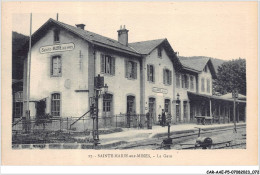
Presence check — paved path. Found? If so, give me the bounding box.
[99,123,246,145]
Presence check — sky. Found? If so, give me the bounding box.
[12,2,257,60]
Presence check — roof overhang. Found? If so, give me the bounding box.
[187,91,246,103]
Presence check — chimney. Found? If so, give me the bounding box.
[117,25,129,46]
[76,24,85,30]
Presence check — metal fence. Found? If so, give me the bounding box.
[12,114,151,132]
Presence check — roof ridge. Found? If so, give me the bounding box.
[129,38,166,44]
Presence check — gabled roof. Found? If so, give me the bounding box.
[129,38,165,55]
[27,18,182,67]
[31,18,140,57]
[178,56,217,79]
[129,38,182,70]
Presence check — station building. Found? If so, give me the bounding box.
[21,18,246,130]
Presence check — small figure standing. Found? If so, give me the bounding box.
[162,109,166,126]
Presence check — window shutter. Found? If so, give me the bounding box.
[187,75,189,89]
[153,66,155,82]
[111,57,115,75]
[59,57,62,74]
[147,64,150,81]
[169,70,172,85]
[125,59,128,78]
[53,57,58,75]
[163,69,165,84]
[100,54,105,73]
[134,62,137,79]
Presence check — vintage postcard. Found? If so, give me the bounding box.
[1,1,258,166]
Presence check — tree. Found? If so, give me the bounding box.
[213,58,246,95]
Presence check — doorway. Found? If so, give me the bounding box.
[149,97,156,124]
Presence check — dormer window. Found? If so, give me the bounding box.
[158,47,162,57]
[54,29,60,42]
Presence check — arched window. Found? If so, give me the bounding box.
[51,93,61,116]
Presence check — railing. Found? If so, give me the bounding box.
[12,114,151,133]
[69,109,91,130]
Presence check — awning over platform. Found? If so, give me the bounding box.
[187,91,246,103]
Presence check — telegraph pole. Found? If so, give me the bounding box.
[25,13,32,133]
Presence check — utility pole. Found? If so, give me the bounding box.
[25,13,32,133]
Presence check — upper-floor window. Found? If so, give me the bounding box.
[147,64,155,82]
[125,60,137,79]
[207,78,210,93]
[190,76,194,91]
[158,47,162,57]
[176,73,180,88]
[101,54,115,75]
[163,68,172,85]
[181,74,185,88]
[204,65,208,72]
[184,74,189,89]
[54,29,60,42]
[201,78,205,92]
[51,56,62,77]
[51,93,61,116]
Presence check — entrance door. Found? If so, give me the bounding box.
[149,98,156,124]
[126,96,136,127]
[183,101,188,123]
[127,96,135,114]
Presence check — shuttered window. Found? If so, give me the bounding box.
[125,60,137,79]
[176,73,180,88]
[190,76,194,91]
[201,78,205,92]
[184,74,189,89]
[181,74,185,88]
[207,78,210,93]
[100,54,115,75]
[51,56,62,76]
[163,68,172,85]
[147,64,155,82]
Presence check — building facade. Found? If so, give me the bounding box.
[21,18,246,131]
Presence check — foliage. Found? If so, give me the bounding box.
[213,58,246,95]
[35,113,53,130]
[12,31,29,80]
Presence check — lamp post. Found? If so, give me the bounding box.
[93,75,108,146]
[232,90,238,133]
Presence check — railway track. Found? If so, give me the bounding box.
[113,125,246,150]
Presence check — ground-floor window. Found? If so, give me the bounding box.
[148,97,156,123]
[164,99,171,113]
[51,93,61,116]
[103,94,113,113]
[14,102,23,118]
